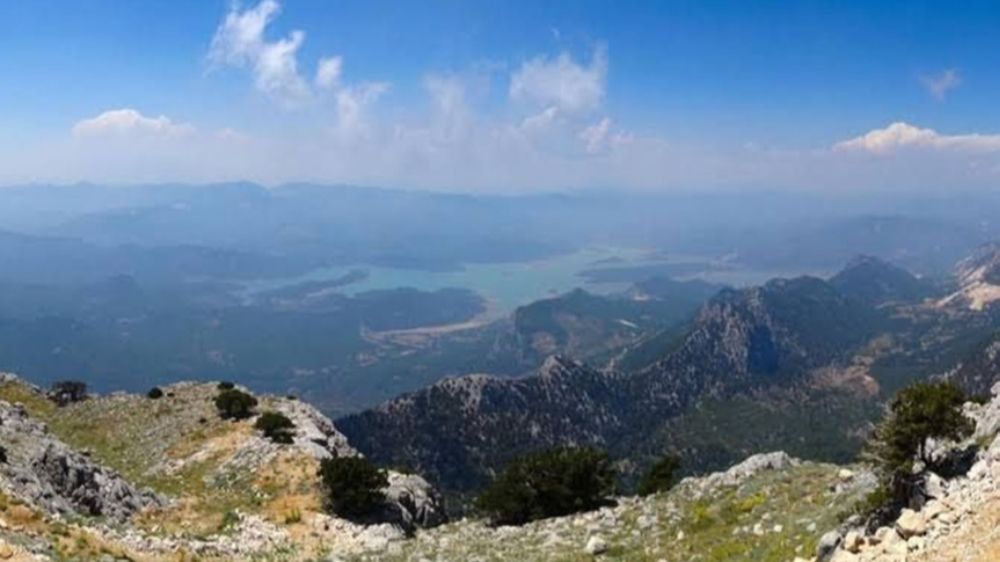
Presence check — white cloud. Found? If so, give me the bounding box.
[579,117,634,154]
[834,122,1000,154]
[519,106,560,133]
[72,109,193,137]
[208,0,279,65]
[208,0,311,105]
[334,82,390,138]
[921,68,962,100]
[207,0,387,136]
[315,56,343,90]
[510,45,607,113]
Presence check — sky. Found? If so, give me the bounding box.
[1,0,1000,193]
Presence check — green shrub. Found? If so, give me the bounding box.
[255,411,296,444]
[861,381,974,521]
[318,456,388,519]
[147,387,164,400]
[48,380,88,407]
[214,389,258,420]
[218,509,240,532]
[217,381,235,391]
[475,446,616,526]
[637,454,681,496]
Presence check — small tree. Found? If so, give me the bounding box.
[217,381,236,391]
[147,387,164,400]
[638,454,681,496]
[48,380,88,407]
[214,389,258,420]
[475,447,616,526]
[255,411,296,444]
[861,381,974,520]
[318,456,388,519]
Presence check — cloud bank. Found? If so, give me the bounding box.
[5,1,1000,195]
[835,122,1000,154]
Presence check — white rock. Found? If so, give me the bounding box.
[924,472,947,499]
[922,499,948,521]
[842,530,863,553]
[829,550,858,562]
[895,509,927,538]
[584,535,608,555]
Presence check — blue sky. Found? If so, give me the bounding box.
[1,0,999,192]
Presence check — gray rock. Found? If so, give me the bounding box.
[0,401,163,520]
[382,471,446,531]
[679,452,799,496]
[275,399,356,459]
[816,529,843,562]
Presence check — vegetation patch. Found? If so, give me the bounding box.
[255,411,296,444]
[318,456,388,520]
[475,446,616,526]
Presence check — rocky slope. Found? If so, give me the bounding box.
[0,374,443,561]
[339,272,889,500]
[354,452,877,562]
[821,381,1000,562]
[939,242,1000,311]
[0,396,163,521]
[948,332,1000,398]
[338,356,630,499]
[0,364,999,560]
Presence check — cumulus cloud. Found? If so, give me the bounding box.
[208,0,388,141]
[834,122,1000,154]
[510,45,607,114]
[72,109,194,137]
[208,0,311,105]
[921,68,962,100]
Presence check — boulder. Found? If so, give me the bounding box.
[895,508,927,538]
[584,535,608,555]
[816,529,843,561]
[275,399,356,459]
[842,530,863,553]
[923,472,947,499]
[381,472,446,531]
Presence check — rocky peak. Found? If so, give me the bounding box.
[829,255,932,306]
[647,275,880,385]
